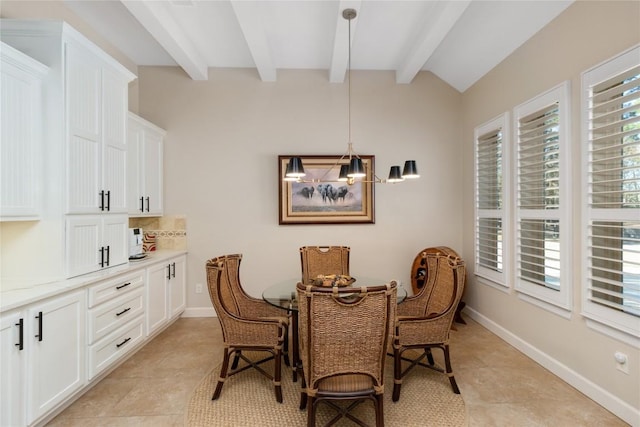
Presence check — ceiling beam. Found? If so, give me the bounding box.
[230,1,276,82]
[329,0,361,83]
[121,0,208,80]
[395,0,471,84]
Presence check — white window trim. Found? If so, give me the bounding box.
[474,113,511,289]
[581,45,640,343]
[513,81,572,313]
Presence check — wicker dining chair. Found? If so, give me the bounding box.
[392,254,466,401]
[206,255,288,403]
[300,246,350,285]
[297,281,397,427]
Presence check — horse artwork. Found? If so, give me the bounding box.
[278,155,375,224]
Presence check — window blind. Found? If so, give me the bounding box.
[586,62,640,318]
[517,101,562,291]
[475,123,505,277]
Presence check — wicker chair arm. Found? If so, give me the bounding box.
[223,315,286,347]
[394,315,453,346]
[241,297,289,321]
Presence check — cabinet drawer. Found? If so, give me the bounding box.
[88,289,144,343]
[88,271,144,308]
[88,316,144,380]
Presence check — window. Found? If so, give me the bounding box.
[474,114,509,288]
[514,82,572,311]
[582,46,640,342]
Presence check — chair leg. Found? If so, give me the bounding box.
[274,349,283,403]
[443,344,460,394]
[425,348,435,366]
[376,393,385,427]
[299,373,308,410]
[392,347,402,402]
[230,350,241,370]
[307,396,316,427]
[212,348,230,400]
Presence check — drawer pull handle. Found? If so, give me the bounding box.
[15,318,24,350]
[35,311,43,342]
[116,307,131,317]
[116,282,131,290]
[116,337,131,348]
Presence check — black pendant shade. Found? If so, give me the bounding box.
[387,166,404,183]
[348,158,366,178]
[338,164,349,181]
[285,157,306,178]
[402,160,419,179]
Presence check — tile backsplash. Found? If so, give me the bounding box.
[129,215,187,251]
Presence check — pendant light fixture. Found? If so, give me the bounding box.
[284,8,419,185]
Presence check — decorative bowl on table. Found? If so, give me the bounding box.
[314,274,356,287]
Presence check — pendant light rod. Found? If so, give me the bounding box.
[283,8,420,185]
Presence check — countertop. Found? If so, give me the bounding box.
[0,249,187,312]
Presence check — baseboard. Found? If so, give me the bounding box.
[465,306,639,426]
[182,306,217,317]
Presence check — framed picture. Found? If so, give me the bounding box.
[278,155,375,225]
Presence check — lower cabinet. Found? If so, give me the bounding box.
[1,311,26,427]
[0,290,86,426]
[146,255,187,336]
[0,252,187,426]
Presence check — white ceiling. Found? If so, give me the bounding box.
[64,0,573,92]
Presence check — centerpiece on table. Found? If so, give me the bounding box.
[314,274,356,287]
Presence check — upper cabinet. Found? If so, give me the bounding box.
[0,42,48,221]
[1,20,136,281]
[127,112,165,217]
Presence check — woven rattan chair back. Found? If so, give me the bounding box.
[206,256,287,403]
[392,254,466,401]
[297,282,397,427]
[300,246,350,285]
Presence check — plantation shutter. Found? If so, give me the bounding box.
[517,102,561,290]
[475,121,505,282]
[586,61,640,318]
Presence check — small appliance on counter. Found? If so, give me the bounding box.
[128,227,146,260]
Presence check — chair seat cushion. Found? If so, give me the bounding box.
[317,374,374,393]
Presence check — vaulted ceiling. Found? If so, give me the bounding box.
[64,0,573,92]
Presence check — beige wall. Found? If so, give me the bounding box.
[137,66,463,309]
[460,0,640,419]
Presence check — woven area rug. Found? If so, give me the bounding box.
[186,355,467,426]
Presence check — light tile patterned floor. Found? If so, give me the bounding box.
[48,317,628,426]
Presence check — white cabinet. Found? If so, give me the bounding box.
[1,311,26,426]
[146,255,186,336]
[26,290,86,424]
[127,112,165,216]
[0,42,48,221]
[146,262,169,336]
[0,20,136,282]
[1,290,86,426]
[66,42,129,215]
[66,214,128,277]
[169,255,186,318]
[87,271,145,380]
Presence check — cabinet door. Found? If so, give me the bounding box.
[0,44,47,221]
[102,67,128,213]
[169,256,186,318]
[66,42,102,214]
[126,118,144,215]
[27,290,86,425]
[143,129,163,215]
[66,216,101,277]
[1,311,26,427]
[102,214,128,268]
[146,262,169,336]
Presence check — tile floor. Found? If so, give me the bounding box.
[48,316,628,426]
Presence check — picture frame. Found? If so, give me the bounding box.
[278,155,375,225]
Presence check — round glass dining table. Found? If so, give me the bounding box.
[262,278,407,381]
